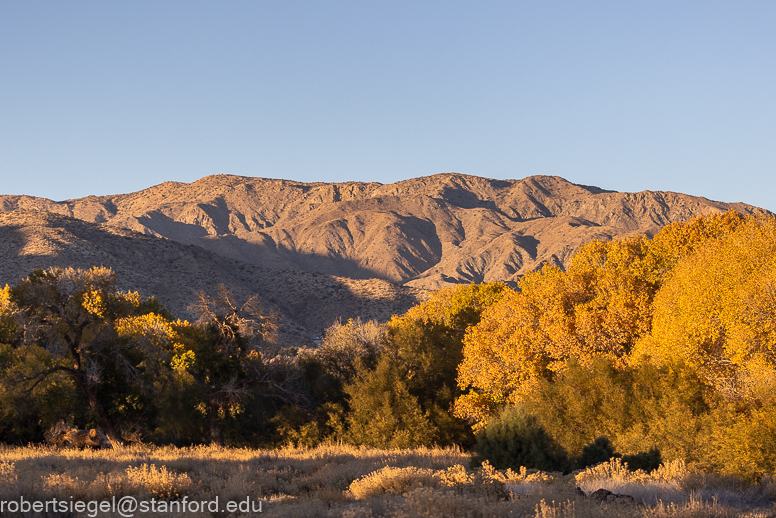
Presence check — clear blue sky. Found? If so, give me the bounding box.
[1,1,774,211]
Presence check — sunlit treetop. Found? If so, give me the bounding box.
[454,210,770,430]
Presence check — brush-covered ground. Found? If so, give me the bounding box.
[1,444,776,518]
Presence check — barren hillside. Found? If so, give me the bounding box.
[0,173,763,290]
[0,210,428,344]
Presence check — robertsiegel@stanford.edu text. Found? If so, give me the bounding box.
[0,495,263,516]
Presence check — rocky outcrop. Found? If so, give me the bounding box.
[587,488,636,504]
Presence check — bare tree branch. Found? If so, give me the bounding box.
[15,365,77,394]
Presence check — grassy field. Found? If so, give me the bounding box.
[1,444,775,517]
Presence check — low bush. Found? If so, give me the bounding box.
[473,406,569,473]
[125,463,193,499]
[575,436,662,473]
[348,466,440,498]
[622,447,663,473]
[577,436,616,469]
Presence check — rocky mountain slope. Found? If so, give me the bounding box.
[0,173,763,291]
[0,210,428,344]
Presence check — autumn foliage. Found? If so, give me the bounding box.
[451,211,776,479]
[454,211,750,430]
[3,210,776,481]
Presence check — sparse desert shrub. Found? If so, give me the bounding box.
[349,466,440,499]
[647,496,747,518]
[1,443,774,517]
[348,462,509,504]
[576,457,636,485]
[651,460,692,483]
[125,463,192,499]
[532,499,577,518]
[435,464,475,492]
[576,458,691,504]
[473,406,569,473]
[392,487,497,518]
[501,465,557,499]
[0,461,15,483]
[504,465,556,485]
[43,473,89,499]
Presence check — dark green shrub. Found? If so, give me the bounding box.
[574,436,662,472]
[521,358,717,468]
[473,406,569,472]
[521,359,633,456]
[577,436,616,469]
[344,356,437,448]
[622,447,662,472]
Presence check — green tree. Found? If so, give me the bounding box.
[344,282,508,447]
[0,343,80,443]
[170,287,300,446]
[521,359,714,466]
[344,355,436,448]
[273,318,383,447]
[9,267,174,445]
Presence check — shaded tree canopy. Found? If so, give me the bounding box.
[6,266,175,445]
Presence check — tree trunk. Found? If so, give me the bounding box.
[78,374,124,447]
[208,395,225,446]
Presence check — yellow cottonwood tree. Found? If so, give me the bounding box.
[455,237,663,430]
[635,214,776,399]
[454,211,752,430]
[0,285,19,345]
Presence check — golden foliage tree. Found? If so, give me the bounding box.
[455,211,750,430]
[635,214,776,399]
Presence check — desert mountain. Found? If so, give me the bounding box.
[0,210,428,344]
[0,173,764,291]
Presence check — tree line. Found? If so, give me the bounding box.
[3,211,776,479]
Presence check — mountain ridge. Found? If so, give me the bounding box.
[0,173,762,290]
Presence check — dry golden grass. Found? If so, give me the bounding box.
[0,444,774,517]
